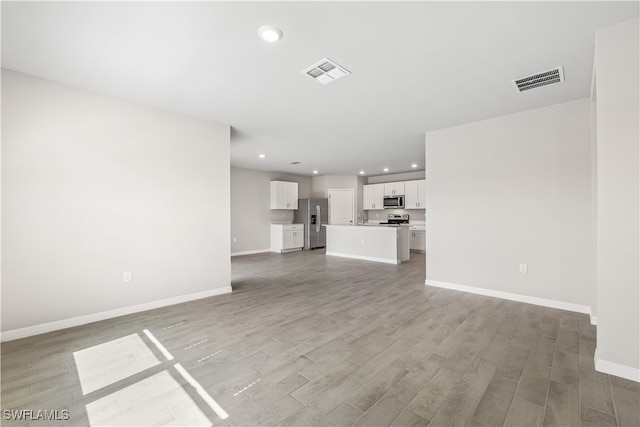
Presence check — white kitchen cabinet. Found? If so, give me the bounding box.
[404,179,426,209]
[270,224,304,252]
[270,181,298,210]
[384,182,405,196]
[363,183,385,210]
[410,229,426,252]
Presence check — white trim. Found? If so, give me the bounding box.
[231,249,270,257]
[595,348,640,382]
[270,248,302,254]
[590,314,598,326]
[425,280,591,314]
[326,251,399,265]
[0,286,233,342]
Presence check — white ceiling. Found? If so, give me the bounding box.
[2,1,638,177]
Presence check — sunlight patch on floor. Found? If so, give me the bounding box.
[73,330,229,425]
[85,370,211,426]
[73,333,160,394]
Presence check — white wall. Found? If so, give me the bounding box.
[230,167,311,255]
[367,171,425,184]
[2,70,231,338]
[425,98,593,311]
[311,175,364,223]
[594,18,639,380]
[311,175,358,198]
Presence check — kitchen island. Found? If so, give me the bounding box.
[324,225,410,264]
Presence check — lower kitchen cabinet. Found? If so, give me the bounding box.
[270,224,304,252]
[410,230,426,252]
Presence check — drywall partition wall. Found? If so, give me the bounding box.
[311,175,364,222]
[2,70,232,339]
[311,175,358,198]
[356,175,366,222]
[230,167,311,255]
[594,18,639,381]
[425,98,593,312]
[590,69,598,325]
[367,171,425,184]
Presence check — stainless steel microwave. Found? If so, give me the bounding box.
[383,195,404,209]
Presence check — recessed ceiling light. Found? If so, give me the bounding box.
[411,163,418,168]
[383,168,389,172]
[359,171,365,175]
[258,25,283,42]
[313,170,318,174]
[258,154,266,158]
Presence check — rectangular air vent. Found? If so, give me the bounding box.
[512,66,564,92]
[302,58,350,85]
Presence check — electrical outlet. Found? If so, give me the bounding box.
[123,271,132,282]
[233,237,237,243]
[519,263,528,274]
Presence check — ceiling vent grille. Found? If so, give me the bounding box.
[512,66,565,92]
[302,58,350,85]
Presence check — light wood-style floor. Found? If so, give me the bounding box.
[1,250,638,426]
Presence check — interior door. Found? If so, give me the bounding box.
[328,189,354,225]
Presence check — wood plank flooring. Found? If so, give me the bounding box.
[1,250,638,426]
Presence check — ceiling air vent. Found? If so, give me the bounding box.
[302,58,350,85]
[512,66,565,92]
[289,161,302,165]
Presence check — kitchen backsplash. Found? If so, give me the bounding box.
[268,207,424,224]
[270,210,295,223]
[365,208,425,221]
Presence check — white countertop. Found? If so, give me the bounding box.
[361,222,424,230]
[324,224,403,231]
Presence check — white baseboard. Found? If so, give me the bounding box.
[326,252,399,265]
[0,286,233,342]
[231,249,270,257]
[595,349,640,382]
[426,280,592,315]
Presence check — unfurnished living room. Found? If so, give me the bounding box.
[1,2,639,427]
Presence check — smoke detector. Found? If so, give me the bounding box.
[512,66,565,92]
[302,58,350,85]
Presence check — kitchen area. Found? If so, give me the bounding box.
[262,173,426,265]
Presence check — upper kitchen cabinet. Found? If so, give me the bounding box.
[384,182,405,196]
[270,181,298,210]
[404,179,426,209]
[363,183,385,210]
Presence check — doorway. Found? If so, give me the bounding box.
[328,189,354,225]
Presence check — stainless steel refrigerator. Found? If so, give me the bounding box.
[294,198,328,250]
